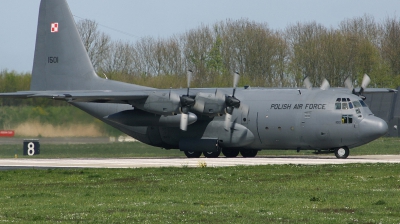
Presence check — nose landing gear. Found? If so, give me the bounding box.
[334,146,349,159]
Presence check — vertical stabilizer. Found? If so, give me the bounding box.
[31,0,100,91]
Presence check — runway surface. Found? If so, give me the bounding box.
[1,155,400,169]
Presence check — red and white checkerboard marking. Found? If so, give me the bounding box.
[51,23,59,33]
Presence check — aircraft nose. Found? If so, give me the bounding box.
[359,116,388,139]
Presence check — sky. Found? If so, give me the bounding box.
[0,0,399,73]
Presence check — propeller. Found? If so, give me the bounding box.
[180,70,195,131]
[344,74,371,100]
[320,78,330,90]
[224,72,241,130]
[344,76,353,90]
[303,76,312,90]
[360,74,371,96]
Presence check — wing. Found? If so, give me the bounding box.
[0,90,149,103]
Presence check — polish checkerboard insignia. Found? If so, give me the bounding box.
[51,23,59,33]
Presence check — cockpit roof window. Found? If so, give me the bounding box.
[336,98,341,102]
[359,100,368,107]
[342,98,347,102]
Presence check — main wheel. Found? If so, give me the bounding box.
[334,147,349,159]
[240,149,258,158]
[222,148,240,158]
[184,151,202,158]
[203,149,221,158]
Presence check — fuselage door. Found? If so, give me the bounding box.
[240,105,249,125]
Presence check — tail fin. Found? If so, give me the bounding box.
[31,0,100,91]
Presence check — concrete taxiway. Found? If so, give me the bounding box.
[0,155,400,169]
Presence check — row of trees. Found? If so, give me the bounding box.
[2,15,400,106]
[77,15,400,88]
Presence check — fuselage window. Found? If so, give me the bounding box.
[342,115,347,123]
[342,115,353,124]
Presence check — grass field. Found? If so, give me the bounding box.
[0,137,399,158]
[0,138,399,223]
[0,164,399,223]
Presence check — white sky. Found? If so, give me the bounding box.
[0,0,399,73]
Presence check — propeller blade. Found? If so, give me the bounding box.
[186,70,193,96]
[224,113,232,131]
[303,76,312,90]
[344,76,353,90]
[361,74,371,90]
[187,70,192,89]
[180,113,189,131]
[232,72,240,97]
[320,78,330,90]
[233,72,240,88]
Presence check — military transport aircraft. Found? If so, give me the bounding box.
[0,0,388,159]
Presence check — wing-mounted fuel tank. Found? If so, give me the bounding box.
[105,109,197,127]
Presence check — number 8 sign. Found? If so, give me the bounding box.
[23,140,40,156]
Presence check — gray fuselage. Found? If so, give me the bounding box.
[73,86,388,151]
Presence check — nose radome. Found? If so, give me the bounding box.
[359,116,388,139]
[377,117,389,136]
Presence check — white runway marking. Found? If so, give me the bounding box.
[1,155,400,169]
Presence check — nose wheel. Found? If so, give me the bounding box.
[334,147,349,159]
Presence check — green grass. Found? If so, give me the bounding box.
[0,137,399,159]
[0,164,399,223]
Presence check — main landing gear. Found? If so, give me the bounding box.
[184,151,202,158]
[183,148,258,158]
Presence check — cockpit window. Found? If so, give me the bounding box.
[335,102,341,110]
[348,102,353,109]
[359,100,368,107]
[336,98,341,102]
[342,103,348,110]
[342,98,347,102]
[353,101,361,108]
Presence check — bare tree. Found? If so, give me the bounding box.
[76,19,111,71]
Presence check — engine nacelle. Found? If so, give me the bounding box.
[105,109,197,127]
[192,92,225,116]
[132,92,181,115]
